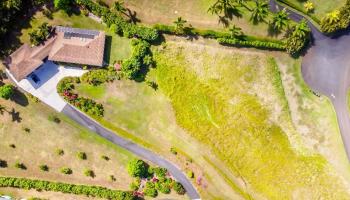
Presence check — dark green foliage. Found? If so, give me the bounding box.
[14,162,26,170]
[127,159,149,178]
[57,76,78,93]
[121,39,152,79]
[155,181,171,194]
[39,165,49,172]
[143,182,157,197]
[54,0,71,12]
[81,67,119,86]
[152,167,167,178]
[60,167,72,175]
[77,152,87,160]
[0,159,7,168]
[0,0,22,41]
[0,84,14,100]
[217,37,286,50]
[75,0,159,41]
[285,20,311,55]
[84,169,95,178]
[29,22,52,46]
[56,149,64,156]
[0,176,135,200]
[173,182,186,195]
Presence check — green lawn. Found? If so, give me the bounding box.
[279,0,346,21]
[19,10,131,65]
[74,40,350,199]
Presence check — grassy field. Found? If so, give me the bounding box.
[102,0,284,39]
[280,0,346,20]
[19,10,132,65]
[74,38,350,199]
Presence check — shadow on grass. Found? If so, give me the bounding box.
[104,35,113,65]
[11,88,29,107]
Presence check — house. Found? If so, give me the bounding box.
[4,26,106,82]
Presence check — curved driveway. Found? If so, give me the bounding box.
[62,105,200,199]
[271,0,350,159]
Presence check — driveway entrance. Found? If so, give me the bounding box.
[8,61,86,112]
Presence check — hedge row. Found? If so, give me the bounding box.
[0,176,135,200]
[75,0,158,41]
[154,24,286,50]
[217,38,286,50]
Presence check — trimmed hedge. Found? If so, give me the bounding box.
[75,0,158,41]
[0,176,135,200]
[154,24,286,51]
[217,38,286,50]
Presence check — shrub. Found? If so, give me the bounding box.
[48,114,60,123]
[9,144,16,148]
[152,167,167,178]
[77,152,87,160]
[155,182,171,194]
[187,170,194,178]
[60,167,72,175]
[127,159,149,178]
[0,160,7,168]
[129,178,140,191]
[81,67,118,85]
[143,182,158,197]
[54,0,71,12]
[285,20,311,55]
[57,77,77,93]
[170,147,177,155]
[29,22,52,46]
[0,176,134,199]
[84,169,95,178]
[39,165,49,172]
[14,162,26,170]
[101,155,109,161]
[173,182,186,195]
[56,149,64,156]
[23,127,31,133]
[0,84,14,100]
[109,175,116,182]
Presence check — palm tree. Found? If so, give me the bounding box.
[208,0,237,17]
[112,1,127,15]
[270,9,289,32]
[250,1,269,23]
[292,19,310,38]
[173,17,187,33]
[229,25,243,38]
[326,10,340,23]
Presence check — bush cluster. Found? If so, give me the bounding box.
[29,22,52,46]
[0,84,14,100]
[320,0,350,33]
[121,39,153,79]
[154,24,286,51]
[81,67,119,86]
[74,0,158,41]
[0,176,135,200]
[127,159,149,178]
[57,77,104,117]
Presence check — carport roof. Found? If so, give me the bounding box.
[4,26,105,81]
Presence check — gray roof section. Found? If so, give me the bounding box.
[56,26,100,36]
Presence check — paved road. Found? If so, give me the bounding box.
[62,104,200,200]
[270,0,350,160]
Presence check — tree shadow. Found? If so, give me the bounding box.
[104,35,113,64]
[10,88,29,107]
[126,9,141,24]
[9,108,22,123]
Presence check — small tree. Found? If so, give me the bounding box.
[0,159,7,168]
[60,167,72,175]
[39,164,49,172]
[173,17,187,33]
[144,182,158,197]
[84,169,95,178]
[14,162,26,170]
[101,155,110,161]
[77,152,87,160]
[127,159,149,178]
[54,0,71,12]
[173,182,186,195]
[0,84,14,100]
[56,149,64,156]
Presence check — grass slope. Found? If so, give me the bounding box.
[153,41,350,199]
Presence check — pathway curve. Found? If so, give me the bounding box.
[62,105,201,200]
[270,0,350,160]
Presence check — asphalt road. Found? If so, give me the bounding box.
[270,0,350,160]
[62,104,200,200]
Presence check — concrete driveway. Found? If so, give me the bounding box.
[8,61,86,112]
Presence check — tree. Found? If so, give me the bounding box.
[173,17,187,33]
[0,84,14,100]
[270,9,289,32]
[84,169,95,178]
[250,1,269,23]
[228,25,243,38]
[29,22,52,46]
[286,19,311,55]
[127,159,149,178]
[39,164,49,172]
[304,1,314,13]
[173,182,186,195]
[321,10,342,33]
[208,0,237,17]
[54,0,70,12]
[292,19,310,38]
[112,1,127,15]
